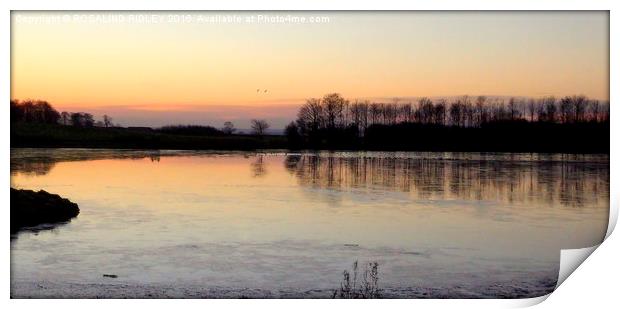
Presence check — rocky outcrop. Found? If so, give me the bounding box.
[10,188,79,233]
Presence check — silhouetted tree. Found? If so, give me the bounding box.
[285,121,302,148]
[383,103,398,125]
[589,100,601,123]
[297,98,323,137]
[369,103,381,125]
[537,96,557,123]
[462,96,474,127]
[60,112,71,125]
[433,99,447,125]
[103,115,113,128]
[322,93,347,129]
[559,96,575,124]
[70,112,95,127]
[449,101,464,127]
[474,96,488,126]
[251,119,270,136]
[527,99,536,122]
[400,102,413,123]
[10,99,60,124]
[571,95,588,123]
[508,98,520,121]
[350,101,367,136]
[222,121,236,134]
[418,98,434,124]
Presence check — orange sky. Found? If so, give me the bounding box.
[11,11,609,127]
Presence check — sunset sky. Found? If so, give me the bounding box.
[11,11,609,128]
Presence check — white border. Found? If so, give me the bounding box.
[2,1,617,308]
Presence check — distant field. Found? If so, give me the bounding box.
[11,122,288,150]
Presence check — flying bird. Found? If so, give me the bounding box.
[256,89,260,93]
[264,89,268,93]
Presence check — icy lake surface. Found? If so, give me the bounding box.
[10,149,609,298]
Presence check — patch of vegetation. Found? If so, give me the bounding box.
[156,125,224,136]
[333,261,381,299]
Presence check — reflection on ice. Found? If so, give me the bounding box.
[284,153,608,207]
[10,149,609,298]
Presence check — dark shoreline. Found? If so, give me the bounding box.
[11,122,609,154]
[11,278,556,299]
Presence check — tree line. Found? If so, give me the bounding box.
[285,93,609,152]
[10,96,609,153]
[11,99,115,128]
[11,99,274,137]
[289,93,608,133]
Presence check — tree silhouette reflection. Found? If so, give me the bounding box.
[284,154,608,207]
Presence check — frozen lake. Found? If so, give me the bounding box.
[10,149,609,298]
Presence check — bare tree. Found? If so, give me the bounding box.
[382,103,398,125]
[251,119,270,136]
[358,100,369,132]
[527,99,536,122]
[418,98,434,124]
[538,96,557,123]
[589,100,601,122]
[297,98,323,134]
[400,103,413,123]
[369,103,381,125]
[449,101,463,127]
[350,101,371,136]
[322,93,347,129]
[508,98,520,121]
[433,99,447,125]
[572,95,588,123]
[493,100,508,122]
[474,96,487,127]
[559,96,575,123]
[462,96,474,127]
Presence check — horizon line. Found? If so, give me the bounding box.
[15,93,611,111]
